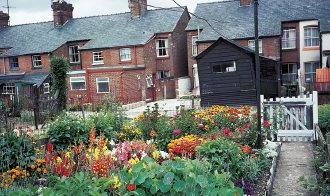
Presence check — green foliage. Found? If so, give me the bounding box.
[50,56,70,111]
[42,172,112,196]
[0,130,36,172]
[88,112,117,140]
[174,109,198,135]
[319,104,330,133]
[117,157,243,196]
[48,113,90,150]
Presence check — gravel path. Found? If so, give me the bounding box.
[271,142,318,196]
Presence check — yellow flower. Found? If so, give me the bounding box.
[128,168,132,173]
[65,151,71,158]
[152,151,159,160]
[113,176,122,189]
[56,157,62,163]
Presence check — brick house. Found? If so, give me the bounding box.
[186,0,330,96]
[0,0,190,106]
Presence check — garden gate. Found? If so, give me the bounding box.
[261,91,318,142]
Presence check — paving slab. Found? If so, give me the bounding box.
[272,142,318,196]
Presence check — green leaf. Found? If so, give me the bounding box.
[132,162,143,173]
[150,185,159,194]
[159,180,171,193]
[173,180,185,192]
[196,175,208,188]
[135,188,146,196]
[163,172,175,185]
[136,172,149,185]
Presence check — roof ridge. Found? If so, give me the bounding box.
[8,20,53,27]
[196,0,237,6]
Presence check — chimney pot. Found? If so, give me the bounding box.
[0,11,9,28]
[51,1,74,27]
[129,0,147,18]
[240,0,252,6]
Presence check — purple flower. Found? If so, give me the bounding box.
[198,124,204,129]
[172,129,181,135]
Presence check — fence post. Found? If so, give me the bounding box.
[312,91,318,140]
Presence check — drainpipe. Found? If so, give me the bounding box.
[86,69,91,103]
[120,72,124,102]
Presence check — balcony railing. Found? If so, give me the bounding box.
[281,73,298,85]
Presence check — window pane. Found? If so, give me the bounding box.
[98,82,109,93]
[213,61,236,73]
[305,63,312,73]
[71,82,86,90]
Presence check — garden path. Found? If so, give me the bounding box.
[271,142,318,196]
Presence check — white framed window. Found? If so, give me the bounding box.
[43,83,50,94]
[282,29,296,49]
[156,39,168,57]
[70,77,86,90]
[146,74,153,88]
[69,45,80,63]
[10,57,19,70]
[304,27,319,47]
[32,55,42,67]
[305,62,320,83]
[96,78,110,93]
[212,61,236,73]
[157,70,170,79]
[120,48,131,61]
[248,40,262,53]
[92,51,104,64]
[192,36,198,56]
[2,83,15,95]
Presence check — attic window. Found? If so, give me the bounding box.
[92,51,104,65]
[32,55,42,68]
[212,61,236,73]
[69,46,80,63]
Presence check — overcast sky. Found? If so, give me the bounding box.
[1,0,217,25]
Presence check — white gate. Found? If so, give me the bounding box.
[261,91,318,142]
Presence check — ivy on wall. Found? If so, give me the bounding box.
[50,56,70,111]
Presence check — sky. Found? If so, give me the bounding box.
[1,0,217,25]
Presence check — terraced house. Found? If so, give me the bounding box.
[187,0,330,97]
[0,0,190,105]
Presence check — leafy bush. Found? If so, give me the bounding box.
[48,113,90,150]
[88,112,117,140]
[0,130,36,172]
[117,157,243,195]
[319,104,330,133]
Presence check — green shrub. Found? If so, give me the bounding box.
[0,130,36,172]
[48,113,90,150]
[88,112,118,140]
[319,104,330,133]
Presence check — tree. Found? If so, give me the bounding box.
[50,56,70,111]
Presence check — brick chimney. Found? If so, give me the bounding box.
[51,0,74,27]
[129,0,147,18]
[240,0,252,6]
[0,11,9,28]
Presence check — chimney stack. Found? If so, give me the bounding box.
[240,0,252,6]
[129,0,147,18]
[51,0,74,27]
[0,11,9,28]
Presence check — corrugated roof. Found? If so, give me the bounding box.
[0,7,185,56]
[186,0,330,41]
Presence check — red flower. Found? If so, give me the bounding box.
[210,135,216,140]
[252,113,258,119]
[229,117,235,122]
[172,129,181,135]
[243,122,249,129]
[237,127,243,132]
[222,128,231,135]
[127,184,135,191]
[263,120,270,127]
[47,142,53,153]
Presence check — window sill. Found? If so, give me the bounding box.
[156,56,170,60]
[303,47,320,51]
[119,60,132,64]
[32,66,43,69]
[97,92,110,94]
[92,62,104,66]
[10,68,20,71]
[70,89,87,91]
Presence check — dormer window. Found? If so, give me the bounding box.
[69,45,80,63]
[32,55,42,68]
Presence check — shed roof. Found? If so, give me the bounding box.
[0,7,186,56]
[186,0,330,42]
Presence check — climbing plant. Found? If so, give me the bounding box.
[50,56,70,111]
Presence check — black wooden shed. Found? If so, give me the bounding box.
[196,37,279,107]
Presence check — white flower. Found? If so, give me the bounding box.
[159,151,169,159]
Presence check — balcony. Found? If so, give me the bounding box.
[281,73,298,85]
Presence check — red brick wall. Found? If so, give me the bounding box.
[66,73,89,105]
[235,36,281,60]
[281,22,300,64]
[4,54,50,74]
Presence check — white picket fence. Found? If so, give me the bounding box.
[261,91,318,142]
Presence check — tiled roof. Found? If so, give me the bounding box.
[0,7,185,56]
[186,0,330,41]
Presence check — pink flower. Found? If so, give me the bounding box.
[198,124,204,129]
[172,129,181,135]
[237,127,243,132]
[222,128,231,135]
[263,120,270,127]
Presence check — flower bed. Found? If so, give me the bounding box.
[0,104,277,195]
